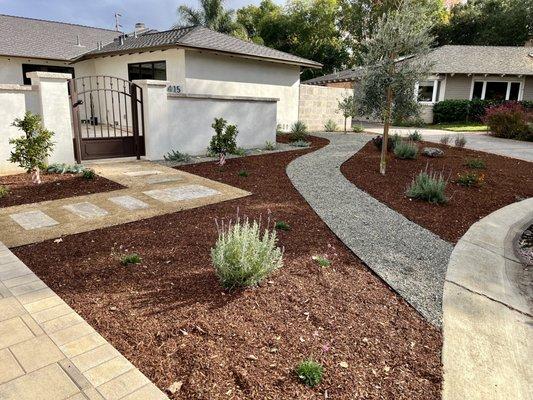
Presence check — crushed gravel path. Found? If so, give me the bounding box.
[287,133,453,327]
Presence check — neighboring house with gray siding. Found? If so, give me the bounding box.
[304,45,533,123]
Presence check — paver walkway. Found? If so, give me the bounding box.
[0,240,167,400]
[362,123,533,162]
[287,133,453,327]
[0,161,249,247]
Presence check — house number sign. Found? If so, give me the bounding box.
[167,85,181,93]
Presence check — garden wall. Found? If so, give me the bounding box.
[298,84,353,131]
[135,80,278,159]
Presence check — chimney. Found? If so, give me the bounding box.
[135,22,146,33]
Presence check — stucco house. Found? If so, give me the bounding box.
[1,14,329,169]
[304,45,533,123]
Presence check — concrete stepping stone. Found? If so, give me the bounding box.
[143,184,220,203]
[146,175,183,184]
[62,202,108,219]
[123,170,162,177]
[108,196,149,211]
[10,211,59,230]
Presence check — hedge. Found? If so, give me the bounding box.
[433,99,533,124]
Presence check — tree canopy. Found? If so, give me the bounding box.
[176,0,530,79]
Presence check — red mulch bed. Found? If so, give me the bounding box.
[0,172,124,208]
[341,140,533,243]
[14,136,442,399]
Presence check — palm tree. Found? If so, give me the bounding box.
[176,0,243,36]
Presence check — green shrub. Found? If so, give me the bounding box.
[290,121,308,142]
[324,119,338,132]
[406,167,448,204]
[275,221,290,231]
[394,140,418,159]
[208,118,238,157]
[290,140,311,148]
[211,218,283,289]
[312,255,331,268]
[120,253,142,265]
[439,136,450,145]
[265,141,276,151]
[296,360,324,387]
[456,171,485,187]
[47,163,86,174]
[433,99,533,124]
[82,169,96,180]
[407,130,422,141]
[237,170,249,177]
[9,112,55,184]
[164,149,191,162]
[232,147,247,156]
[276,124,283,135]
[352,124,364,133]
[465,158,486,169]
[454,134,467,148]
[482,102,532,141]
[0,185,10,199]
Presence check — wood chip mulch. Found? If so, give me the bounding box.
[13,136,442,399]
[0,172,124,208]
[341,140,533,243]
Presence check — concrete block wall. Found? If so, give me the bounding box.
[298,84,354,132]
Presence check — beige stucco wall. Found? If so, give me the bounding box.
[443,74,472,100]
[298,84,353,131]
[0,56,73,84]
[184,50,300,130]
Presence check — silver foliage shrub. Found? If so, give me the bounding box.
[211,217,283,289]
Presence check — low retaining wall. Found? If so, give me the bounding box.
[442,197,533,400]
[298,84,353,131]
[136,80,278,159]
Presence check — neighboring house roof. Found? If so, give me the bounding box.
[425,45,533,76]
[304,45,533,85]
[78,26,322,68]
[0,14,120,61]
[303,67,364,85]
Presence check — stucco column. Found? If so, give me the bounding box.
[27,71,75,164]
[133,80,169,160]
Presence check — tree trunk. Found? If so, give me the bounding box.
[380,86,393,176]
[344,117,347,133]
[31,168,41,184]
[218,152,226,166]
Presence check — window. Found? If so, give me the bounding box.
[22,64,75,85]
[416,80,440,103]
[128,61,167,81]
[470,80,522,101]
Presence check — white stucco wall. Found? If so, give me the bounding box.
[184,50,300,130]
[0,56,73,85]
[135,80,277,160]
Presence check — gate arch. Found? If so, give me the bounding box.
[69,76,145,161]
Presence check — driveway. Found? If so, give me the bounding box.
[361,123,533,162]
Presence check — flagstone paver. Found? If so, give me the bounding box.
[0,160,249,247]
[63,202,109,219]
[108,195,149,210]
[0,241,168,400]
[10,210,59,230]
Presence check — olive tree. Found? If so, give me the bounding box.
[338,95,356,133]
[9,112,54,184]
[355,0,434,175]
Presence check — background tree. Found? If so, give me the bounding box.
[355,0,434,175]
[9,112,55,184]
[434,0,531,46]
[176,0,245,36]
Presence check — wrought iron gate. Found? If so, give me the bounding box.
[69,76,145,161]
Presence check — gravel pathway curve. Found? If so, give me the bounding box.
[287,133,453,327]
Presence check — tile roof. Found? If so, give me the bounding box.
[305,45,533,85]
[80,26,322,68]
[0,14,120,60]
[303,67,364,85]
[424,45,533,76]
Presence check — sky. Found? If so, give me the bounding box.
[0,0,277,32]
